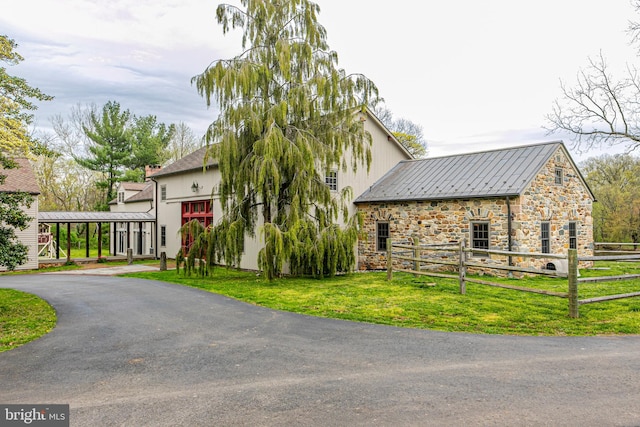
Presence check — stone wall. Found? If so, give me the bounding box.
[356,147,593,272]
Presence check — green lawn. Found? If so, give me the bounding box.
[2,261,639,353]
[125,261,640,336]
[0,289,56,352]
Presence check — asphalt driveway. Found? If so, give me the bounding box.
[1,274,639,426]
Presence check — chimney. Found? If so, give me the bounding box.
[145,165,162,180]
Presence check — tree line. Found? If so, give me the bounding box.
[36,102,203,211]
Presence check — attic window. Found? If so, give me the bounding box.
[554,167,563,185]
[118,192,125,203]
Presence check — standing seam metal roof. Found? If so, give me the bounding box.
[354,142,570,203]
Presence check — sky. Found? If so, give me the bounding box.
[2,0,638,162]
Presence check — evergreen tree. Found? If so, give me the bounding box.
[0,35,52,270]
[127,115,175,180]
[75,101,132,209]
[192,0,379,279]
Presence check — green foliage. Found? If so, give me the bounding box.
[193,0,379,279]
[128,115,175,175]
[74,102,175,209]
[0,35,50,270]
[0,35,53,154]
[176,219,215,277]
[582,154,640,242]
[75,101,132,209]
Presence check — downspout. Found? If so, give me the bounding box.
[506,196,513,266]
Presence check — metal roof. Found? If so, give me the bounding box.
[39,211,155,223]
[355,142,568,203]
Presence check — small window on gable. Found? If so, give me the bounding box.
[554,167,563,185]
[160,185,167,201]
[118,192,124,203]
[377,222,389,252]
[325,170,338,191]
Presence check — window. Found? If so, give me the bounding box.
[160,225,166,247]
[569,221,577,250]
[541,222,550,254]
[181,200,213,252]
[471,222,489,255]
[325,170,338,191]
[118,192,124,203]
[376,222,389,251]
[160,185,167,201]
[554,167,563,185]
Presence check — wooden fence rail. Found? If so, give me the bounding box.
[386,239,640,318]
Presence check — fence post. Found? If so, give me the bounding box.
[413,236,420,277]
[568,249,579,318]
[160,251,167,271]
[386,238,393,281]
[459,239,467,295]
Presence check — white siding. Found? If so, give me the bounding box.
[154,167,262,271]
[338,113,413,220]
[0,197,38,271]
[154,111,411,272]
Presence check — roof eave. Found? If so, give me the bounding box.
[354,192,522,204]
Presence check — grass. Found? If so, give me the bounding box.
[2,260,639,353]
[0,289,56,352]
[125,261,640,336]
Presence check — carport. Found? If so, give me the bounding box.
[38,211,156,264]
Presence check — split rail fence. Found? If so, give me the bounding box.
[386,237,640,318]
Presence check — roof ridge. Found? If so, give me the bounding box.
[400,140,564,163]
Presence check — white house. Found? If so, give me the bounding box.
[0,157,40,271]
[149,110,413,270]
[108,166,159,256]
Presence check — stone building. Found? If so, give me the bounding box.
[354,141,595,272]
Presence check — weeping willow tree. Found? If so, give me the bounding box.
[192,0,379,279]
[176,219,216,277]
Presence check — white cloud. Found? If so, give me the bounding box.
[2,0,638,161]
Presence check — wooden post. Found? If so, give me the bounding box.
[97,223,103,259]
[66,222,71,264]
[127,248,133,265]
[56,223,60,259]
[386,238,393,281]
[85,222,90,258]
[413,236,420,277]
[568,249,579,318]
[160,251,167,271]
[459,239,467,295]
